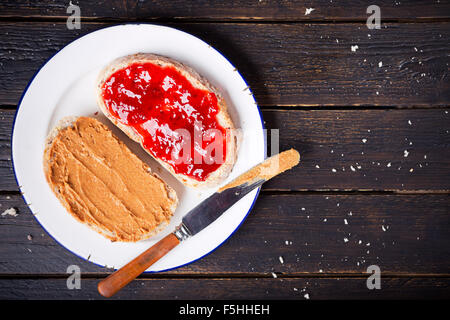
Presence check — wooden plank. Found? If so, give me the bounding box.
[1,109,449,192]
[262,109,450,191]
[0,277,448,299]
[0,1,449,21]
[0,22,449,107]
[1,193,449,275]
[0,110,14,191]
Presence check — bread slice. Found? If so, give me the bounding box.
[96,53,238,188]
[43,116,178,242]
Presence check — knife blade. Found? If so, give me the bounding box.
[98,148,300,297]
[179,178,263,237]
[179,148,300,238]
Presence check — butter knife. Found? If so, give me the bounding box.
[98,148,300,297]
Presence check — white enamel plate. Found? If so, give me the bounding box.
[12,24,265,272]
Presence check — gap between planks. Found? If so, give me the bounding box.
[0,272,449,280]
[0,16,450,24]
[2,105,450,111]
[1,190,450,196]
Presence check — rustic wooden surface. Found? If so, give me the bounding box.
[1,193,449,275]
[0,1,449,300]
[1,0,449,21]
[0,22,449,107]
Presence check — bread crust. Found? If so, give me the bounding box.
[96,53,237,188]
[43,116,178,242]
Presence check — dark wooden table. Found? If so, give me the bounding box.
[0,1,449,300]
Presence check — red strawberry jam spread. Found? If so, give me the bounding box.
[101,62,227,181]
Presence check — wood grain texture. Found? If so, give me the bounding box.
[2,109,449,192]
[0,0,449,21]
[0,0,449,300]
[262,109,450,191]
[0,22,449,106]
[1,193,449,275]
[0,277,448,300]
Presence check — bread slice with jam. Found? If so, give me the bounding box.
[96,53,237,188]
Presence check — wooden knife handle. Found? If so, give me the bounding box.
[98,233,180,298]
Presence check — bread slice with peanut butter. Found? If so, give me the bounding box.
[43,116,178,242]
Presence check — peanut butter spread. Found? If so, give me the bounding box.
[44,117,177,242]
[218,149,300,192]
